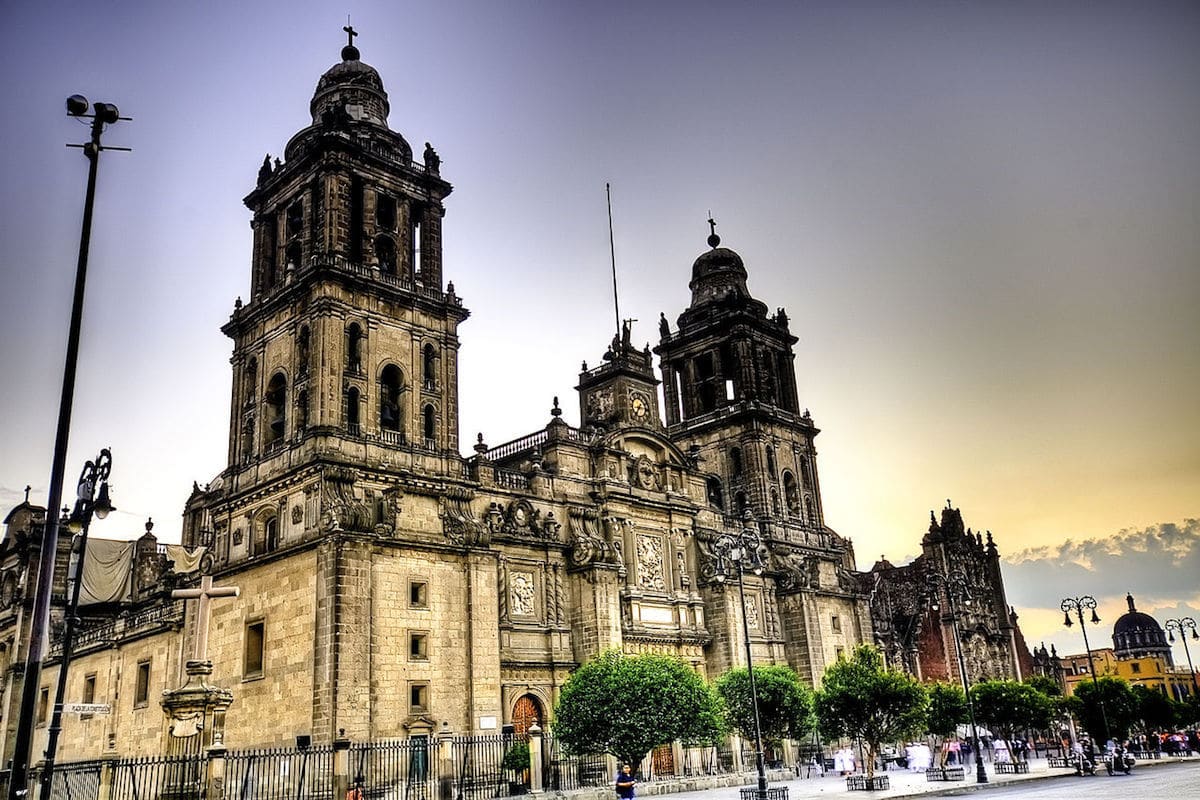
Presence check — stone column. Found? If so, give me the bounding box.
[528,724,544,792]
[333,733,351,800]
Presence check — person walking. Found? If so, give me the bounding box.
[616,764,637,799]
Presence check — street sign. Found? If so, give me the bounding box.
[63,703,111,715]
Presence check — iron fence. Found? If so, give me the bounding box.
[33,758,102,800]
[543,737,607,791]
[347,736,439,800]
[110,754,206,800]
[223,744,333,800]
[450,734,528,800]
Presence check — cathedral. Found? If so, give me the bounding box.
[0,33,878,763]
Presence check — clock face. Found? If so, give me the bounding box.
[629,391,650,421]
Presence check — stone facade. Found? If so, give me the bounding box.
[861,503,1034,685]
[1,34,878,764]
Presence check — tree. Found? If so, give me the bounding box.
[970,680,1055,739]
[1067,677,1138,740]
[553,650,725,770]
[715,664,814,744]
[925,682,969,739]
[1131,684,1177,733]
[814,645,929,780]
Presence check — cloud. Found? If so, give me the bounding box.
[1001,520,1200,658]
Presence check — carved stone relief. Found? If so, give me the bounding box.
[510,572,536,617]
[635,534,666,591]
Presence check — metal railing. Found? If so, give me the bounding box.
[224,744,334,800]
[451,734,529,800]
[348,737,439,799]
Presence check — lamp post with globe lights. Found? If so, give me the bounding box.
[1164,617,1199,693]
[924,567,988,784]
[1061,595,1109,741]
[711,513,772,800]
[39,450,114,800]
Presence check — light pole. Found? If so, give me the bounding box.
[38,450,113,800]
[711,513,770,800]
[8,97,127,800]
[1164,617,1199,694]
[1061,596,1109,741]
[923,567,988,784]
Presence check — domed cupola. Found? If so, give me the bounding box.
[688,222,751,308]
[309,27,390,126]
[1112,593,1173,664]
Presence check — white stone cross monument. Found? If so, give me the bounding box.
[172,574,240,663]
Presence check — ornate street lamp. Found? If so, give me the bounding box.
[711,513,771,800]
[9,97,128,800]
[924,567,988,784]
[1061,595,1109,741]
[39,450,114,800]
[1164,617,1199,693]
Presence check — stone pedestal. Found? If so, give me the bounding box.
[158,660,234,799]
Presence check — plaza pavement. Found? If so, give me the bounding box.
[614,753,1200,800]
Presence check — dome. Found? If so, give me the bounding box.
[310,44,391,126]
[688,233,751,308]
[1111,593,1173,664]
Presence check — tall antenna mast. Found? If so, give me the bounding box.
[606,183,620,337]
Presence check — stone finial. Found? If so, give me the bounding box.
[474,433,488,455]
[551,396,562,417]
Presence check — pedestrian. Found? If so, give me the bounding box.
[615,764,636,799]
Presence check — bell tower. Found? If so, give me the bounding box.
[655,222,820,526]
[220,32,468,494]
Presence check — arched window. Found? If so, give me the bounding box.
[783,471,800,516]
[380,365,404,433]
[285,242,301,270]
[375,235,397,276]
[286,201,303,235]
[346,323,363,373]
[346,387,361,433]
[706,477,724,510]
[410,206,424,279]
[734,491,749,517]
[264,372,287,445]
[422,343,437,390]
[423,404,436,444]
[255,514,279,556]
[376,194,396,230]
[730,447,743,477]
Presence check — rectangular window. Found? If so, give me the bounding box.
[244,620,265,678]
[1131,662,1141,674]
[409,632,429,661]
[410,581,428,608]
[409,682,429,713]
[82,673,97,719]
[37,687,49,725]
[835,646,845,661]
[830,614,842,633]
[134,661,151,708]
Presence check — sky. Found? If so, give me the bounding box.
[1,1,1197,666]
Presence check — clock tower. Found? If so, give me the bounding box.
[576,320,661,431]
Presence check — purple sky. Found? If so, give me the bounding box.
[1,1,1197,662]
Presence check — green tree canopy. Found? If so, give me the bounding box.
[552,650,725,770]
[1131,684,1177,733]
[715,664,814,744]
[1023,674,1063,697]
[970,680,1056,739]
[925,683,969,739]
[1066,676,1137,740]
[814,645,929,779]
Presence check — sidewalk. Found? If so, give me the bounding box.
[625,753,1200,800]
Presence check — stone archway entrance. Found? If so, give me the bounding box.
[512,693,543,735]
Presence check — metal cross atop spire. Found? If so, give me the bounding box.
[344,23,358,47]
[707,213,720,248]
